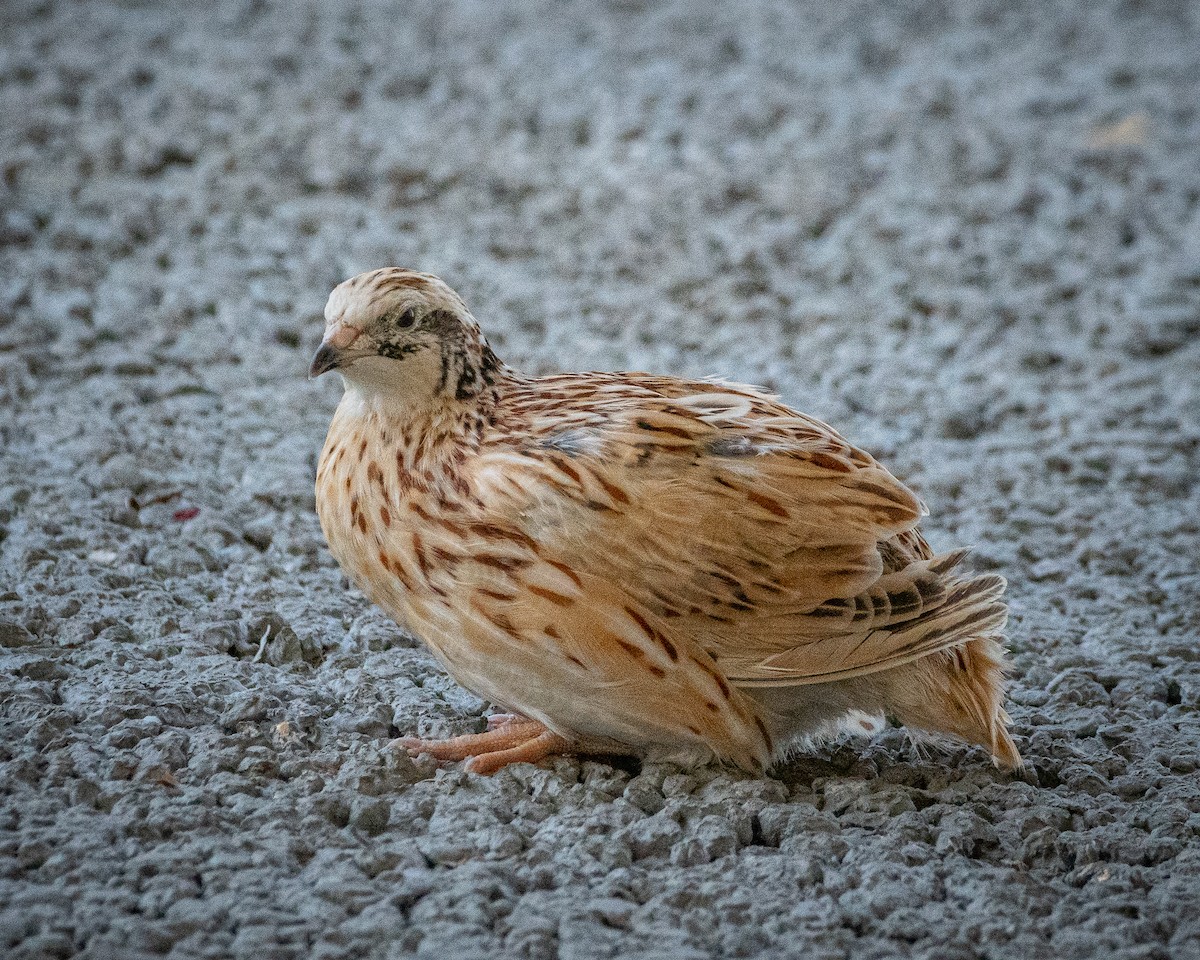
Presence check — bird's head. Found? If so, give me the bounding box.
[310,268,501,405]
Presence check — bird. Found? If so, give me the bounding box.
[310,267,1021,776]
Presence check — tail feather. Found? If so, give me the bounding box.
[883,635,1022,769]
[732,572,1009,684]
[729,538,1022,769]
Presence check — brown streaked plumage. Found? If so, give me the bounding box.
[311,268,1022,775]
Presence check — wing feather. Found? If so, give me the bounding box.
[471,373,992,688]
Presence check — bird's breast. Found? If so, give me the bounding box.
[314,413,496,661]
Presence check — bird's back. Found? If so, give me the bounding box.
[472,370,1018,765]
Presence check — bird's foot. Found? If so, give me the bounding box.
[391,718,572,774]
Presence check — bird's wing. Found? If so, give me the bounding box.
[468,374,1002,685]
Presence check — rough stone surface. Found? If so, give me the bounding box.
[2,1,1199,958]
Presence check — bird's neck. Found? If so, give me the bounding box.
[338,375,503,475]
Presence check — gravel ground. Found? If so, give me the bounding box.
[3,0,1200,957]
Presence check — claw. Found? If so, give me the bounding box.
[486,712,525,731]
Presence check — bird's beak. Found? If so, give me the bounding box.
[309,324,364,379]
[309,342,341,379]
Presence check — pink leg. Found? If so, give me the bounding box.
[464,730,574,774]
[391,718,571,773]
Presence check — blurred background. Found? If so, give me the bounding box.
[2,1,1198,958]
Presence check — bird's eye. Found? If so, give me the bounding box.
[396,308,416,329]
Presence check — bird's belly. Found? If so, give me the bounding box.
[398,597,526,708]
[403,609,681,751]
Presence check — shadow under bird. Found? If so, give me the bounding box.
[310,268,1021,775]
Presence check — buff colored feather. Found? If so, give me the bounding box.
[311,268,1021,774]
